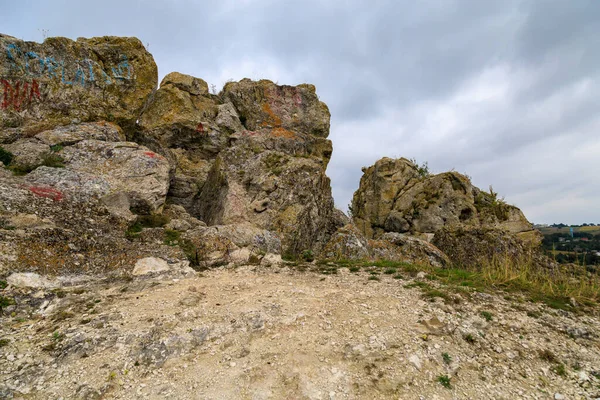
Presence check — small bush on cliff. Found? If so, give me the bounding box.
[0,147,14,166]
[409,158,430,178]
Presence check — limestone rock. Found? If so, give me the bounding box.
[3,139,49,168]
[24,140,170,212]
[136,75,337,254]
[34,122,125,146]
[132,257,170,276]
[0,34,157,134]
[321,224,370,260]
[432,226,547,269]
[351,157,535,239]
[369,232,450,269]
[7,272,57,288]
[222,79,331,137]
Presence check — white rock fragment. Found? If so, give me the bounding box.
[132,257,171,276]
[7,272,57,289]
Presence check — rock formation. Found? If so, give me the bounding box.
[351,157,537,240]
[136,76,337,256]
[0,34,157,134]
[1,34,340,271]
[346,157,543,267]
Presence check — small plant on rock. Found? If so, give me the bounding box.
[301,250,314,262]
[480,311,493,321]
[437,374,452,389]
[463,333,476,344]
[442,352,452,365]
[0,146,14,166]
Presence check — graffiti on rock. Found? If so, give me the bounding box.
[1,79,41,110]
[4,43,132,87]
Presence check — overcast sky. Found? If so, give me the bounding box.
[2,0,599,224]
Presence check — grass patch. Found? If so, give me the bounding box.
[384,268,397,275]
[442,352,452,364]
[437,374,452,389]
[463,333,476,344]
[164,229,181,246]
[539,349,557,363]
[0,295,15,314]
[40,152,65,168]
[480,311,493,321]
[125,213,171,240]
[368,276,380,281]
[349,266,360,273]
[553,363,567,377]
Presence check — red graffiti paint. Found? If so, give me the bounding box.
[0,79,41,110]
[29,186,64,201]
[144,151,158,159]
[196,123,204,133]
[241,130,258,137]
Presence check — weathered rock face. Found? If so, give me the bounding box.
[0,34,157,134]
[137,74,336,254]
[320,224,450,268]
[432,226,547,269]
[351,157,536,241]
[222,79,331,138]
[1,122,170,213]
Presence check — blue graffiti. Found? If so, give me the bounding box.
[111,55,131,80]
[4,43,132,86]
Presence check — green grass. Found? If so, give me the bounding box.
[463,333,476,344]
[40,152,65,168]
[437,375,452,389]
[126,214,171,240]
[442,352,452,365]
[480,311,493,321]
[164,229,181,246]
[0,339,9,347]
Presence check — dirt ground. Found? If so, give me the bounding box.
[1,264,600,399]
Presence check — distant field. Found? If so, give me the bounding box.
[538,226,600,235]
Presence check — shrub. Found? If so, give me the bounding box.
[301,250,314,262]
[480,311,493,321]
[437,375,451,389]
[0,146,14,166]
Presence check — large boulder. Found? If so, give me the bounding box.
[0,33,157,134]
[351,157,537,242]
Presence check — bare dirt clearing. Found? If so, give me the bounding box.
[1,265,599,399]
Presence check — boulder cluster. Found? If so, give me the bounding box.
[0,33,545,275]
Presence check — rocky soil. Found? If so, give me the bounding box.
[2,265,599,400]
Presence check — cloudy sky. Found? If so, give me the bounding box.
[2,0,599,224]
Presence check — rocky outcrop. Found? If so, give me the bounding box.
[136,74,336,254]
[320,224,450,268]
[351,157,537,242]
[0,34,157,135]
[1,122,170,213]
